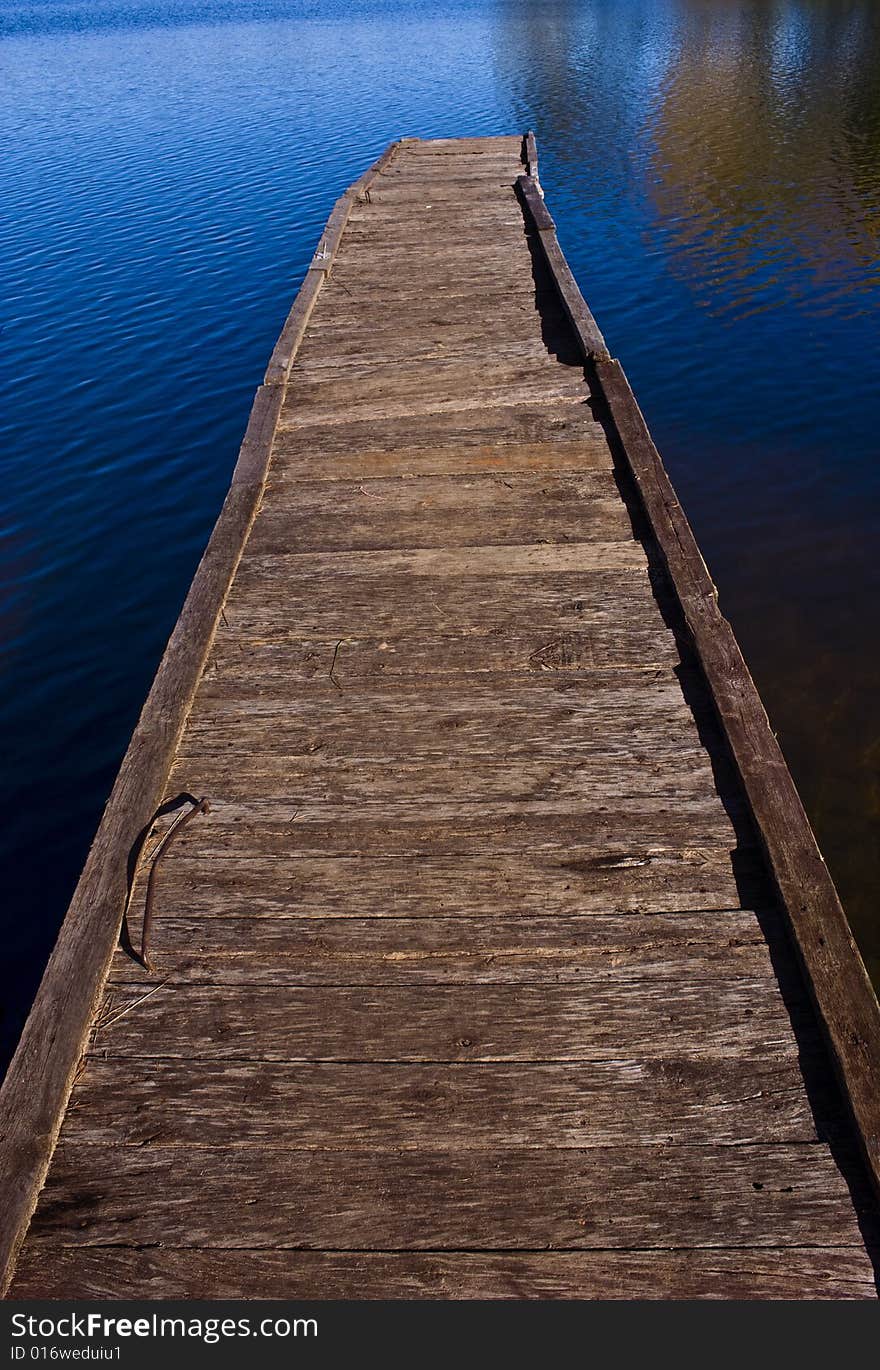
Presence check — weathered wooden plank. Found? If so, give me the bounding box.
[237,543,647,580]
[518,176,554,232]
[294,336,569,374]
[525,129,539,181]
[176,712,712,778]
[24,1144,871,1251]
[340,227,525,254]
[262,268,324,385]
[271,399,607,459]
[341,210,526,237]
[186,672,706,738]
[408,136,523,153]
[176,721,718,782]
[88,980,802,1063]
[248,501,633,555]
[364,182,520,204]
[248,475,634,552]
[539,229,610,361]
[115,899,774,966]
[313,287,542,319]
[344,208,526,233]
[292,335,549,370]
[170,716,719,778]
[160,800,741,863]
[399,154,521,170]
[305,287,548,325]
[133,848,766,919]
[517,175,609,361]
[63,1057,833,1149]
[220,575,667,646]
[322,238,532,269]
[330,230,528,257]
[11,1246,876,1301]
[375,159,523,179]
[305,277,536,314]
[349,180,522,202]
[272,440,612,482]
[320,269,538,300]
[165,750,722,811]
[317,274,540,304]
[281,384,584,427]
[114,908,774,982]
[261,468,620,511]
[203,627,677,681]
[326,253,533,287]
[117,942,792,990]
[376,162,522,182]
[394,161,520,177]
[282,367,586,427]
[295,328,547,369]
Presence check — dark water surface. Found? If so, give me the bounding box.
[2,0,879,1070]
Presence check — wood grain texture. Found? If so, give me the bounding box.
[164,750,725,809]
[180,674,717,763]
[364,182,520,205]
[282,366,586,427]
[271,401,610,469]
[156,809,743,864]
[219,572,660,637]
[128,848,767,917]
[21,1143,874,1251]
[8,134,879,1301]
[238,541,647,581]
[11,1246,877,1301]
[109,909,779,984]
[202,626,679,678]
[88,980,809,1063]
[63,1057,836,1149]
[248,472,634,552]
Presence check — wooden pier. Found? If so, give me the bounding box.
[3,134,880,1299]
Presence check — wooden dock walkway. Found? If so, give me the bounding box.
[3,134,880,1299]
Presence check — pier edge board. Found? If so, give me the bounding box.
[516,161,880,1202]
[524,129,539,183]
[0,135,412,1297]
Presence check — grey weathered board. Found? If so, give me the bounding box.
[4,135,880,1300]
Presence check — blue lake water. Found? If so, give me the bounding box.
[2,0,879,1071]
